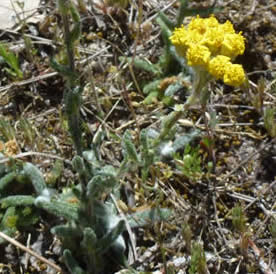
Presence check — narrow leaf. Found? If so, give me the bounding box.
[63,249,86,274]
[127,208,172,228]
[122,130,139,163]
[35,198,79,221]
[0,172,17,193]
[23,163,46,195]
[1,195,35,208]
[97,220,125,255]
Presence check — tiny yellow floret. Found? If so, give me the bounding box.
[208,55,231,80]
[203,28,225,55]
[220,33,245,59]
[220,20,235,34]
[188,15,207,33]
[186,44,211,67]
[223,64,245,87]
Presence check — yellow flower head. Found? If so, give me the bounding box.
[203,28,225,55]
[170,15,246,87]
[169,26,189,58]
[170,26,202,57]
[220,32,245,59]
[208,55,231,80]
[169,26,188,47]
[223,64,245,87]
[186,44,211,67]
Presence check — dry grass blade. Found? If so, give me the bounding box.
[0,231,62,273]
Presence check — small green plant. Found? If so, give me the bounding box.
[174,144,202,180]
[0,119,15,142]
[232,205,250,257]
[182,221,192,253]
[232,205,247,234]
[0,43,23,79]
[189,242,207,274]
[23,35,38,63]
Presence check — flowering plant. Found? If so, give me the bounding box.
[155,15,247,145]
[170,15,246,89]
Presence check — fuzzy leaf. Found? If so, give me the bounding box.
[0,171,17,194]
[35,198,79,221]
[158,11,175,30]
[172,129,201,152]
[97,219,125,255]
[50,58,75,78]
[87,175,115,198]
[82,227,97,249]
[51,223,82,252]
[143,91,159,105]
[65,87,83,155]
[51,224,82,243]
[164,82,183,97]
[143,79,161,94]
[69,3,81,44]
[120,57,161,76]
[83,149,100,169]
[23,163,46,195]
[81,227,101,271]
[127,208,172,228]
[0,195,35,208]
[140,129,149,152]
[156,16,172,46]
[63,249,86,274]
[122,130,139,163]
[72,156,85,175]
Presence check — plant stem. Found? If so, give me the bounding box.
[62,1,75,74]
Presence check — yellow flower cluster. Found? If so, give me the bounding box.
[170,15,246,87]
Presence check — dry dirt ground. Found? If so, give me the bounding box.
[0,0,276,273]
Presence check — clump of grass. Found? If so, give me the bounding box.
[189,242,207,274]
[232,205,247,234]
[232,205,250,257]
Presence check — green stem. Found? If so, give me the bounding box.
[61,1,75,79]
[154,69,211,147]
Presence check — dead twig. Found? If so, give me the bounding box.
[0,231,62,273]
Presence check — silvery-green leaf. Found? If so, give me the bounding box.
[122,131,139,163]
[127,208,172,228]
[35,198,79,221]
[63,249,86,274]
[1,195,35,208]
[97,219,125,255]
[143,79,161,95]
[172,129,201,152]
[164,82,183,97]
[23,163,46,195]
[0,171,16,194]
